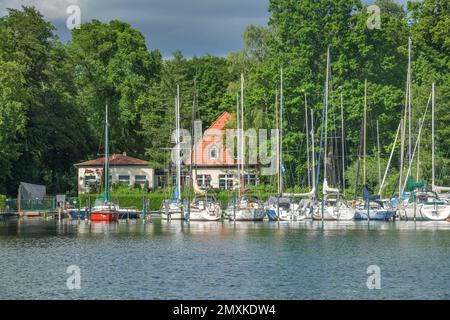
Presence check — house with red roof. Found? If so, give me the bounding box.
[186,111,259,190]
[74,152,154,194]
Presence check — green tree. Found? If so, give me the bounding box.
[68,19,163,158]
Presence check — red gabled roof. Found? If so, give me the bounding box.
[207,111,231,131]
[75,154,148,167]
[186,111,237,167]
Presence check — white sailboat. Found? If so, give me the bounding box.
[354,80,396,221]
[162,85,185,220]
[265,68,306,221]
[398,83,450,221]
[185,84,222,222]
[188,192,222,221]
[312,47,355,221]
[226,74,265,222]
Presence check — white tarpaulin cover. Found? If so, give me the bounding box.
[19,182,46,200]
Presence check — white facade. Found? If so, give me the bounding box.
[77,166,155,194]
[192,168,258,190]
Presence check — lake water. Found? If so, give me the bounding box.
[0,218,449,300]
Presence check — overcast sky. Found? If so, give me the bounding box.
[1,0,409,58]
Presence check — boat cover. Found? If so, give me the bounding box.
[19,182,46,200]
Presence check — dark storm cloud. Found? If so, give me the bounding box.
[82,0,270,57]
[0,0,269,58]
[1,0,410,58]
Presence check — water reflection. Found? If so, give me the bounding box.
[1,217,449,238]
[0,217,449,300]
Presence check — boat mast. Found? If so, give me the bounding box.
[311,108,315,197]
[408,37,412,169]
[340,89,345,194]
[377,120,381,188]
[379,123,401,197]
[275,88,280,195]
[188,79,197,218]
[176,85,181,202]
[305,91,311,191]
[401,92,431,192]
[236,92,241,197]
[280,67,284,194]
[399,88,407,197]
[363,79,367,186]
[240,73,245,195]
[432,82,435,190]
[104,103,110,202]
[323,47,330,188]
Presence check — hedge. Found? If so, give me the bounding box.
[79,193,165,211]
[75,184,283,211]
[0,195,6,211]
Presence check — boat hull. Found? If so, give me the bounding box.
[265,208,306,221]
[187,210,221,221]
[68,209,86,220]
[90,210,119,222]
[227,208,265,221]
[186,205,222,221]
[354,209,396,221]
[161,201,185,220]
[312,206,355,221]
[398,204,450,221]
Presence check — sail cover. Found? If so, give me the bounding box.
[19,182,46,200]
[406,176,426,192]
[362,185,380,201]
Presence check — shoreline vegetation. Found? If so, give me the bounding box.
[0,1,448,199]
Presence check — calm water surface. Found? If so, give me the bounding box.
[0,218,449,299]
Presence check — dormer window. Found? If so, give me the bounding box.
[209,145,219,160]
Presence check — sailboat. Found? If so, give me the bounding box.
[188,192,222,221]
[354,80,396,221]
[226,74,265,222]
[185,82,222,222]
[397,83,450,221]
[265,69,307,221]
[161,85,185,220]
[312,48,355,221]
[90,104,120,222]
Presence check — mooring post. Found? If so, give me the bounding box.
[321,198,324,222]
[233,195,236,223]
[277,195,280,222]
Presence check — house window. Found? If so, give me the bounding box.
[118,175,131,185]
[209,145,219,160]
[219,174,233,190]
[84,176,96,187]
[244,174,257,185]
[197,175,211,188]
[135,175,147,185]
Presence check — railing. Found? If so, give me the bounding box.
[6,197,57,212]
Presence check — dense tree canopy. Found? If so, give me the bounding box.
[0,1,448,196]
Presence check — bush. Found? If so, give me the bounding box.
[0,195,6,211]
[79,192,165,211]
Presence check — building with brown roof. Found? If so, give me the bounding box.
[74,153,155,194]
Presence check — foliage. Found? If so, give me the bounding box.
[0,194,6,211]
